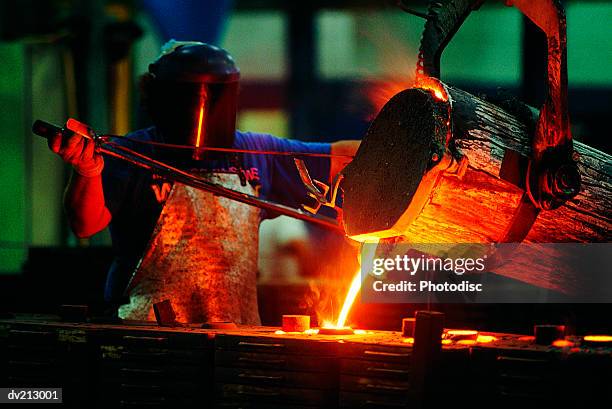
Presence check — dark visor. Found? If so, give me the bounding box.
[148,80,238,161]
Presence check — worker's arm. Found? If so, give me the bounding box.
[330,140,360,181]
[48,131,111,238]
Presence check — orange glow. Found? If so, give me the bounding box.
[364,76,448,121]
[403,337,414,344]
[302,237,360,331]
[322,320,335,328]
[356,25,416,120]
[366,79,413,119]
[552,339,574,348]
[415,76,449,102]
[518,336,536,342]
[319,326,354,335]
[194,104,205,148]
[445,329,479,341]
[583,335,612,343]
[274,328,320,335]
[446,330,479,336]
[476,335,497,343]
[333,241,379,328]
[442,333,497,344]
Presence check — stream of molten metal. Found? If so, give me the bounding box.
[332,240,380,328]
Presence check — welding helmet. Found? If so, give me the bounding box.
[145,40,240,161]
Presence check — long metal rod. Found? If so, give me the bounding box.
[32,119,344,231]
[100,142,344,232]
[105,134,354,158]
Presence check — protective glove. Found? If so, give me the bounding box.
[48,130,104,177]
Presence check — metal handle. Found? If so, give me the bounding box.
[511,0,579,210]
[416,0,484,79]
[32,119,62,139]
[511,0,571,155]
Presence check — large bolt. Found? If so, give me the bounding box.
[551,164,581,199]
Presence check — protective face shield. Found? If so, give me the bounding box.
[146,41,240,162]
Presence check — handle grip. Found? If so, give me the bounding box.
[32,120,63,139]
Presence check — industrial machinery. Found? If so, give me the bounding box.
[20,1,612,408]
[341,0,608,244]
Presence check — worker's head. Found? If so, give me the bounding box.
[141,40,240,161]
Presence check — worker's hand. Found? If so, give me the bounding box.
[48,130,104,177]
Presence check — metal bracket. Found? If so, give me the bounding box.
[414,0,580,242]
[509,0,580,210]
[417,0,580,211]
[415,0,485,79]
[294,158,343,216]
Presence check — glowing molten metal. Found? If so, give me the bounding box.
[583,335,612,343]
[365,76,447,120]
[415,76,449,102]
[326,241,379,330]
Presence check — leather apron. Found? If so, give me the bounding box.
[118,173,261,324]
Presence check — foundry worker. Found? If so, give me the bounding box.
[47,41,358,324]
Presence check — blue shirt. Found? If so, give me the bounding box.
[102,127,331,304]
